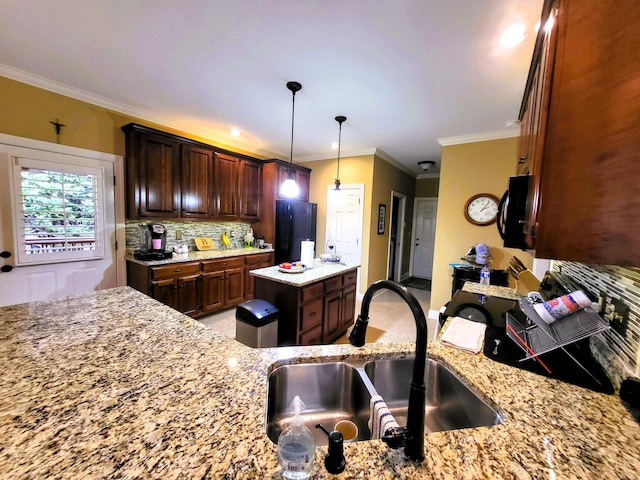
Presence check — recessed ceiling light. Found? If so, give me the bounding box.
[330,142,339,149]
[230,128,241,137]
[499,24,528,48]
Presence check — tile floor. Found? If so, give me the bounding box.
[198,286,439,345]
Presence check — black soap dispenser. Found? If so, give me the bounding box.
[315,424,346,474]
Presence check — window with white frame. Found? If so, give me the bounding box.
[11,156,106,265]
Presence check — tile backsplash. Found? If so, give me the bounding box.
[551,260,640,389]
[125,220,255,253]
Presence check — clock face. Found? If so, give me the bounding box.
[464,194,499,225]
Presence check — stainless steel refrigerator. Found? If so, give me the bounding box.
[275,200,317,265]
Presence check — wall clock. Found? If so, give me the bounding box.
[464,193,499,226]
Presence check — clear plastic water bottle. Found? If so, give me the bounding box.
[278,396,315,479]
[480,265,491,287]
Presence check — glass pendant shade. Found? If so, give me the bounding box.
[280,173,299,198]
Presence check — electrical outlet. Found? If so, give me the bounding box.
[176,230,183,240]
[597,291,607,314]
[605,297,629,337]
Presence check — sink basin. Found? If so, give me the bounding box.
[265,362,372,445]
[364,358,502,432]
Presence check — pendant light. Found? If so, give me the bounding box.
[280,81,302,198]
[334,115,346,190]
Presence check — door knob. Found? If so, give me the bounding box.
[0,251,11,258]
[1,265,12,273]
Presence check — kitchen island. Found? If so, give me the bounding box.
[1,286,639,479]
[252,260,360,345]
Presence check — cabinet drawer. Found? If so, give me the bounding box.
[151,262,200,280]
[301,282,324,303]
[299,324,322,346]
[245,252,273,266]
[324,276,343,293]
[300,298,323,332]
[343,270,357,286]
[202,257,244,272]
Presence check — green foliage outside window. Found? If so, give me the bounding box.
[20,169,97,253]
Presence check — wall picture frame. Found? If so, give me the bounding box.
[378,204,386,235]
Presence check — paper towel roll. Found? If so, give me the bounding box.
[300,240,315,268]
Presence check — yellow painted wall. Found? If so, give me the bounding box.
[415,177,439,197]
[299,154,374,295]
[430,137,534,311]
[369,155,416,283]
[0,76,262,158]
[300,152,416,295]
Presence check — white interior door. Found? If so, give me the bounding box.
[411,198,438,279]
[326,184,364,287]
[387,192,406,282]
[0,136,119,307]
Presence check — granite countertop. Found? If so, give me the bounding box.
[250,259,359,287]
[1,287,639,479]
[462,281,520,301]
[126,247,274,266]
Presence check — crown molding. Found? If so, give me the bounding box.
[0,63,280,159]
[437,128,520,146]
[296,147,377,162]
[373,148,418,177]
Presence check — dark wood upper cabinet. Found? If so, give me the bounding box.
[257,159,312,245]
[122,123,265,222]
[213,153,239,220]
[516,0,640,266]
[275,162,310,202]
[123,125,181,218]
[239,158,262,221]
[181,144,214,218]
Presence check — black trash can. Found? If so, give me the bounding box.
[235,299,279,348]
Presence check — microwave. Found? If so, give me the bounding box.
[497,175,532,250]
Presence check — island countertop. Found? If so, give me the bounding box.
[250,259,359,287]
[1,287,639,479]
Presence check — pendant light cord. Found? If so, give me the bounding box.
[286,81,302,171]
[337,121,342,179]
[290,90,296,165]
[334,115,346,190]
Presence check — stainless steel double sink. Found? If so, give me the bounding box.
[265,358,503,446]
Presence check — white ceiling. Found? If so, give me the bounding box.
[0,0,542,177]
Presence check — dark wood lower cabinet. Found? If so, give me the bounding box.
[149,274,201,317]
[174,274,201,317]
[127,252,273,318]
[201,270,225,313]
[254,268,358,346]
[244,252,273,299]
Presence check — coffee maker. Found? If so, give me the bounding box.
[134,223,173,260]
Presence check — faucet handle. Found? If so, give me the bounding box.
[381,426,412,449]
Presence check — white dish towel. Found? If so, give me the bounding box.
[368,395,399,440]
[440,316,487,354]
